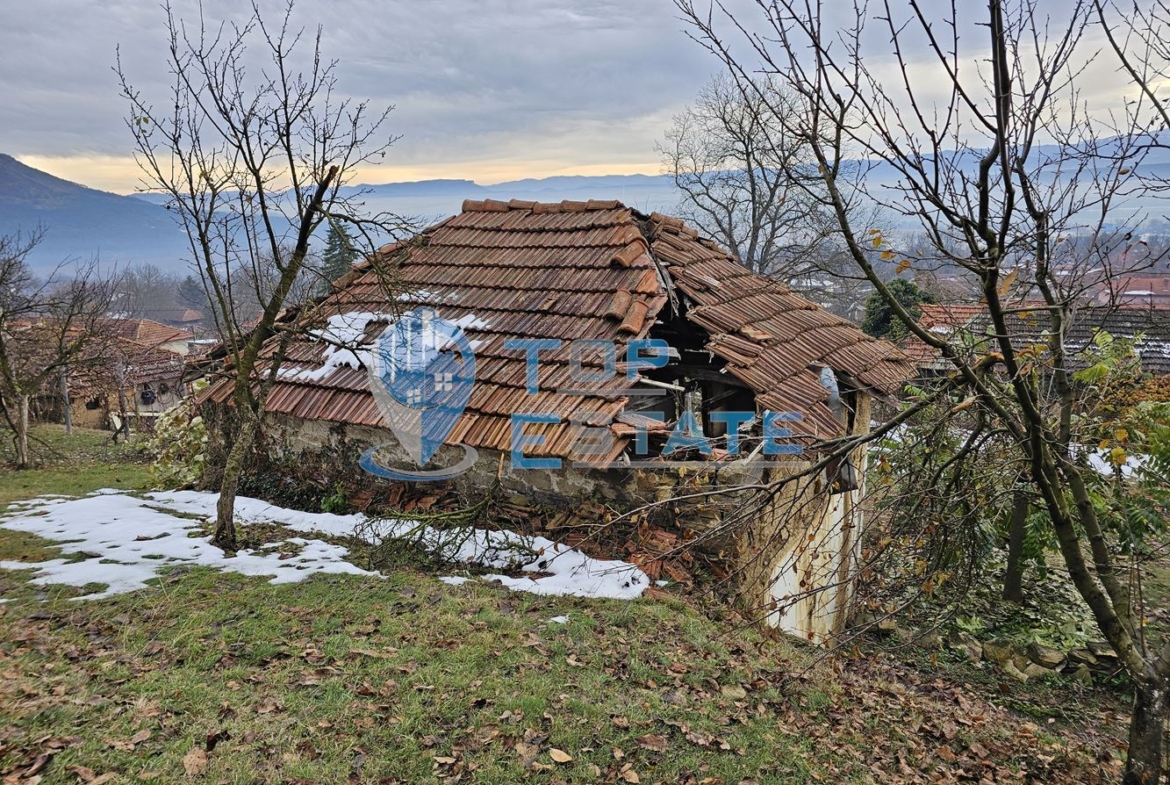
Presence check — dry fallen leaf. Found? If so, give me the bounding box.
[349,648,394,659]
[68,765,97,782]
[549,748,573,764]
[254,697,280,714]
[720,684,748,700]
[635,734,667,753]
[182,747,209,777]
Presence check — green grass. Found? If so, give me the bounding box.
[0,568,1112,784]
[0,424,153,506]
[0,425,1119,784]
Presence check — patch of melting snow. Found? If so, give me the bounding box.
[479,538,647,600]
[0,491,373,600]
[438,576,470,586]
[0,491,650,603]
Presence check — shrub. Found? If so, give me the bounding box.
[141,386,207,489]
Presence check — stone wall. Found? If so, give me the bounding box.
[208,403,869,642]
[258,411,652,506]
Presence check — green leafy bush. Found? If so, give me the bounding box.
[320,483,348,514]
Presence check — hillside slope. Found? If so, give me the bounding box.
[0,154,189,273]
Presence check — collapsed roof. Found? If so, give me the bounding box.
[205,199,913,460]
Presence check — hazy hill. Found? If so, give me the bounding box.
[0,156,684,274]
[8,139,1166,277]
[0,154,190,274]
[339,174,680,225]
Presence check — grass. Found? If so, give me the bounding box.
[0,424,153,507]
[0,424,1123,784]
[0,568,1115,784]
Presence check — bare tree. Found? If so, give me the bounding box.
[676,1,1170,781]
[0,230,117,468]
[659,73,838,279]
[118,0,408,551]
[116,262,183,321]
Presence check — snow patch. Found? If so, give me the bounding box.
[0,493,373,600]
[0,491,649,603]
[280,307,489,383]
[438,576,470,586]
[358,518,649,600]
[279,311,390,383]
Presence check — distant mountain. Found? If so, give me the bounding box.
[0,158,683,275]
[339,173,681,225]
[0,154,190,274]
[7,140,1170,276]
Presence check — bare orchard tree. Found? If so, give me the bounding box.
[676,0,1170,781]
[116,262,183,321]
[118,1,408,551]
[0,230,117,468]
[659,73,839,279]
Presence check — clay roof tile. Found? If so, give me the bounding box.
[208,197,914,457]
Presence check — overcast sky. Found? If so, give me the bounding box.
[0,0,1141,195]
[0,0,719,194]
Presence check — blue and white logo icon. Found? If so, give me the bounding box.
[360,307,479,480]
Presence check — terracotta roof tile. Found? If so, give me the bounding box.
[107,318,193,350]
[206,200,914,457]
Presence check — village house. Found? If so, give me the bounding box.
[203,199,914,641]
[903,302,1170,377]
[1093,273,1170,310]
[56,319,194,431]
[109,318,196,357]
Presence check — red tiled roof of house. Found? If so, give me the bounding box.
[904,300,1170,374]
[204,199,915,455]
[917,303,984,329]
[109,318,193,350]
[901,304,985,367]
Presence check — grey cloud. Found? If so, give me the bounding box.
[0,0,714,181]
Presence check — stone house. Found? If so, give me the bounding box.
[62,320,193,430]
[203,199,913,642]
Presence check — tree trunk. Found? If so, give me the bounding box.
[60,367,73,436]
[14,394,30,469]
[1003,488,1028,602]
[113,387,130,443]
[1125,681,1167,785]
[212,413,258,553]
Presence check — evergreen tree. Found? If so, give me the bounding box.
[861,278,933,341]
[320,220,358,294]
[178,275,207,311]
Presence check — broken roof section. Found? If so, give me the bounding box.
[207,199,913,459]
